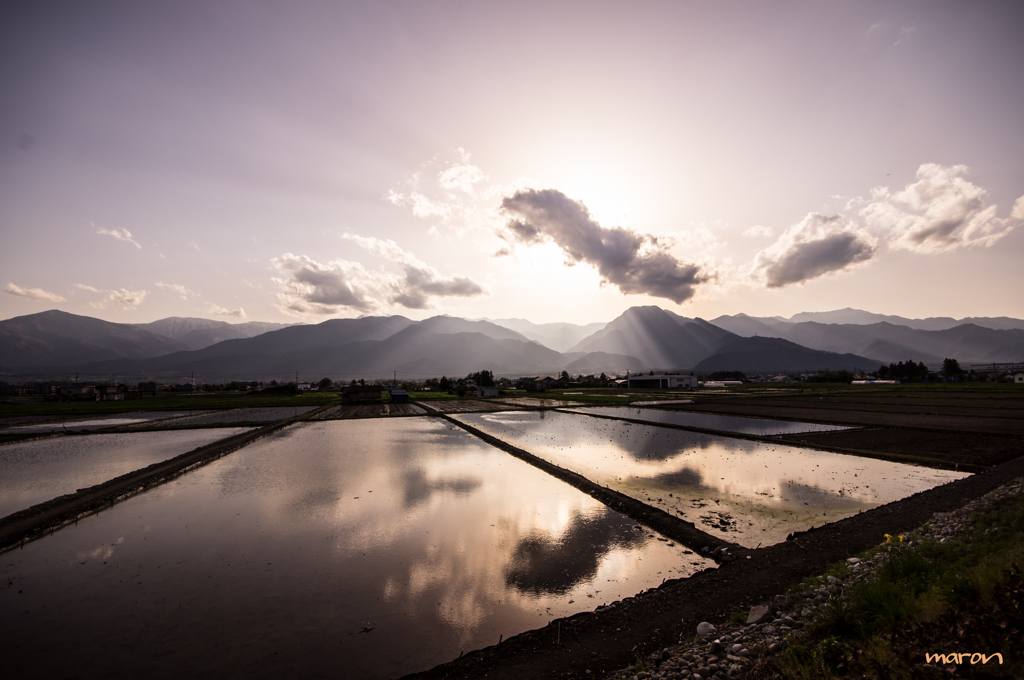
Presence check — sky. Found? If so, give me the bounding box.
[2,0,1023,327]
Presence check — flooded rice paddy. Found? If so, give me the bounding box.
[0,428,253,518]
[455,411,968,548]
[0,410,214,434]
[567,406,853,435]
[1,418,708,680]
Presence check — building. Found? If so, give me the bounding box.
[626,374,697,389]
[476,386,500,398]
[342,384,383,404]
[389,389,410,403]
[529,377,557,392]
[1015,373,1024,384]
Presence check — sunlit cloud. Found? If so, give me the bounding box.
[862,163,1015,253]
[343,234,486,309]
[500,189,710,304]
[94,223,141,249]
[208,304,246,318]
[5,282,66,302]
[188,240,201,251]
[742,225,775,239]
[272,235,487,317]
[75,283,101,293]
[751,213,877,288]
[272,253,377,316]
[1011,195,1024,220]
[85,287,148,309]
[155,282,196,299]
[386,148,514,237]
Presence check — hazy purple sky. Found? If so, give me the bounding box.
[2,0,1023,325]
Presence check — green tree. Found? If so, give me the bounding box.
[942,358,963,380]
[318,377,333,389]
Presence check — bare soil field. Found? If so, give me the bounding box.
[313,403,426,419]
[660,396,1024,436]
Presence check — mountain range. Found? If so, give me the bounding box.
[0,307,1021,382]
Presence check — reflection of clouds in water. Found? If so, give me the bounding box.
[77,535,124,562]
[503,507,644,596]
[651,467,703,487]
[476,411,730,462]
[459,411,968,548]
[210,418,706,647]
[287,486,342,514]
[775,479,879,507]
[400,468,482,509]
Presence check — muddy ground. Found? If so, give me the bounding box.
[401,388,1024,680]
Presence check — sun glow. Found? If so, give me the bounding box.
[556,173,636,228]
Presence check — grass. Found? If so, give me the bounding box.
[0,392,339,418]
[770,489,1024,678]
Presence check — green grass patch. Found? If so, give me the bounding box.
[0,392,339,418]
[776,487,1024,678]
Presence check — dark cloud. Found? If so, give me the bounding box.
[401,468,481,509]
[753,213,876,288]
[501,189,709,304]
[392,264,485,310]
[503,507,645,596]
[272,253,375,315]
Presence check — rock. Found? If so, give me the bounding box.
[826,575,839,584]
[730,644,743,654]
[697,622,716,636]
[746,604,770,624]
[846,557,861,564]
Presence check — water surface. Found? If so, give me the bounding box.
[0,428,252,517]
[456,411,967,548]
[0,418,707,680]
[0,410,213,434]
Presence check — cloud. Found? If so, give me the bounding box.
[272,253,377,315]
[105,288,147,307]
[386,149,509,236]
[188,240,201,251]
[499,188,709,304]
[273,237,487,316]
[208,304,246,318]
[5,282,66,302]
[862,164,1015,253]
[742,225,775,239]
[94,224,141,249]
[78,285,148,309]
[751,213,877,288]
[343,234,486,309]
[155,282,196,299]
[438,163,485,195]
[1012,195,1024,220]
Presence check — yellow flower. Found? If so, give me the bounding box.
[883,533,906,544]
